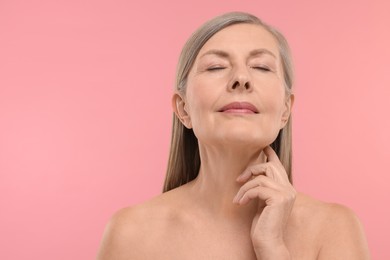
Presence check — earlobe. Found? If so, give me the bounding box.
[172,93,192,129]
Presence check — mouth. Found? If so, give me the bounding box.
[218,101,259,114]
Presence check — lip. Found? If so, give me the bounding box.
[218,101,259,114]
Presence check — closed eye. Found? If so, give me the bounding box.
[252,66,271,72]
[207,67,226,71]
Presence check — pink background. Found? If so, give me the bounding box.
[0,0,389,259]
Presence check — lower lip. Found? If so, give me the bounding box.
[222,109,256,114]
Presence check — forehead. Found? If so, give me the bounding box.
[198,23,279,59]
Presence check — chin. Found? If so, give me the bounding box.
[194,126,278,149]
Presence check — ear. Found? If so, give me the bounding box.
[280,93,294,129]
[172,93,192,129]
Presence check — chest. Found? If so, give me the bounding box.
[154,230,258,260]
[142,222,320,260]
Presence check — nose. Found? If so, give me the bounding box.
[228,66,252,92]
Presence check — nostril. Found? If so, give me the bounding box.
[232,81,239,89]
[230,80,251,90]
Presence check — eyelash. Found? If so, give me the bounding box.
[207,67,225,71]
[251,66,271,72]
[206,66,271,72]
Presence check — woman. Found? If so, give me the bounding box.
[97,12,370,259]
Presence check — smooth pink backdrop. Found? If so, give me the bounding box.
[1,0,389,259]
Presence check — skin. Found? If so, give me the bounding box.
[97,24,370,259]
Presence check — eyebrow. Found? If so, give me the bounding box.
[249,48,277,59]
[199,48,277,59]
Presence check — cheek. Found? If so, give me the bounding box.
[261,83,285,110]
[189,94,215,126]
[258,87,287,130]
[186,78,220,114]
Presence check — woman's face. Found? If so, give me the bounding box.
[175,23,293,149]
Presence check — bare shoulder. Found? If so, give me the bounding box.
[294,192,366,226]
[293,192,370,259]
[96,189,184,260]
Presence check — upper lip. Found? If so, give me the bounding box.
[218,101,259,113]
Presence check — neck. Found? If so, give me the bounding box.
[187,142,267,225]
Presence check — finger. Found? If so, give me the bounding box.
[236,146,290,184]
[264,146,289,183]
[264,146,280,164]
[237,163,282,183]
[236,164,267,183]
[238,186,280,205]
[256,149,268,164]
[233,175,282,203]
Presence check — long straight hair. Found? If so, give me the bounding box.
[163,12,294,192]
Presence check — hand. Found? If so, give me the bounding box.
[233,146,296,258]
